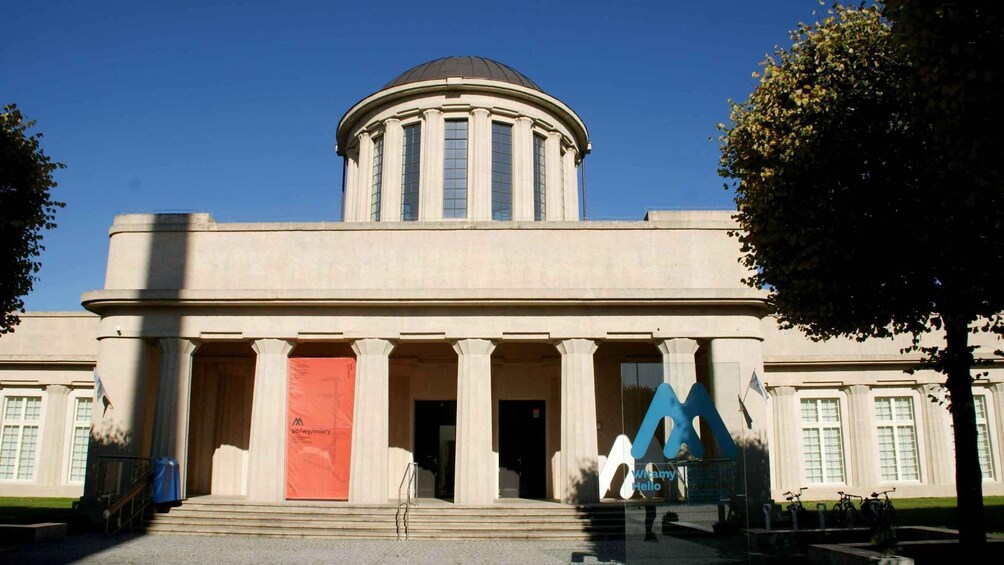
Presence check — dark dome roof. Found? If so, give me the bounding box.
[383,56,542,91]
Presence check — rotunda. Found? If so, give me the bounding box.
[336,56,590,222]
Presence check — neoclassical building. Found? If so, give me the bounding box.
[0,57,1001,509]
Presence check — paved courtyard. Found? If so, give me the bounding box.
[0,532,753,564]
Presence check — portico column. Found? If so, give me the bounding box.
[556,338,600,503]
[380,118,403,222]
[771,386,799,493]
[708,337,771,499]
[512,116,534,221]
[544,131,563,221]
[453,338,495,504]
[247,339,293,502]
[918,384,954,486]
[420,109,444,220]
[563,149,579,220]
[845,385,878,488]
[83,337,153,498]
[349,338,395,503]
[468,108,492,221]
[151,338,199,498]
[37,384,70,487]
[656,338,699,401]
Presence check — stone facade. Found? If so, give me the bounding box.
[0,57,1001,505]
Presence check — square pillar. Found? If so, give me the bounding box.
[556,338,600,503]
[771,386,799,493]
[845,385,879,488]
[37,384,70,487]
[247,338,293,502]
[151,338,199,498]
[918,384,954,486]
[453,338,495,505]
[349,338,395,503]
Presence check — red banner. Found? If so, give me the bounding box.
[286,358,355,500]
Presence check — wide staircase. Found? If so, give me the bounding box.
[144,498,625,540]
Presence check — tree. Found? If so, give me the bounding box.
[0,104,65,335]
[718,3,1003,545]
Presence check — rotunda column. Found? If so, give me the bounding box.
[545,131,563,221]
[512,116,534,221]
[468,108,492,221]
[420,108,444,221]
[380,118,403,222]
[354,131,374,222]
[563,149,579,220]
[343,148,360,222]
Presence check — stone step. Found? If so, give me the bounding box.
[145,501,627,540]
[144,523,619,540]
[178,502,623,514]
[158,509,623,523]
[149,515,621,531]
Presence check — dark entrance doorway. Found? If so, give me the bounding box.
[499,400,546,499]
[414,400,456,499]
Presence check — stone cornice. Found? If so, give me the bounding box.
[81,288,768,312]
[107,212,740,235]
[336,78,589,157]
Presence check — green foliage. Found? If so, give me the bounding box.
[718,1,1003,356]
[719,2,1004,543]
[0,104,65,335]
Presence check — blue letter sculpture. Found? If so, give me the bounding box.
[630,383,737,460]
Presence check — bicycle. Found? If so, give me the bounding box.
[830,491,862,528]
[860,487,896,529]
[782,487,808,530]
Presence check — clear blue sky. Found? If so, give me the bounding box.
[5,0,825,311]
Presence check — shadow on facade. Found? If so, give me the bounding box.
[73,213,194,554]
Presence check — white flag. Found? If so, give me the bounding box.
[94,371,113,410]
[748,370,768,400]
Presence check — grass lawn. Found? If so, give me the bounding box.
[0,497,80,526]
[783,496,1004,534]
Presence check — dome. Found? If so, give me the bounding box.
[383,56,542,92]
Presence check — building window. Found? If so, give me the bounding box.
[443,119,468,219]
[0,396,42,480]
[801,398,846,484]
[370,136,384,221]
[975,395,995,479]
[491,122,512,220]
[67,397,92,482]
[875,397,920,481]
[401,123,421,221]
[533,134,546,220]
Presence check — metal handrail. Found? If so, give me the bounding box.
[395,462,418,540]
[97,456,154,535]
